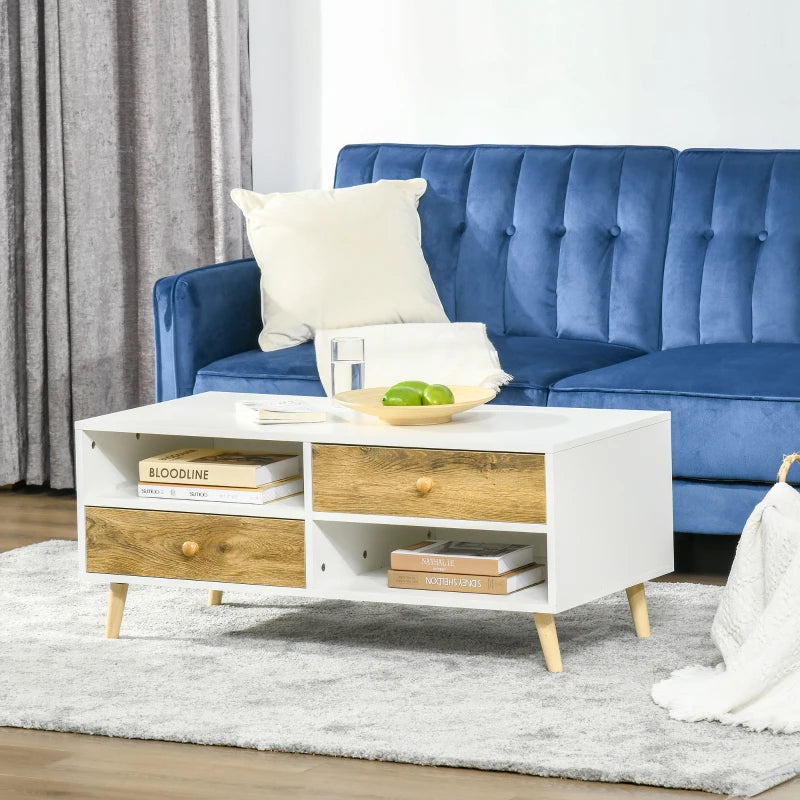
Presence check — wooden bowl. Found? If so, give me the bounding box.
[334,385,496,425]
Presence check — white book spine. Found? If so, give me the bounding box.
[138,479,303,505]
[258,457,301,484]
[498,545,536,574]
[506,564,547,593]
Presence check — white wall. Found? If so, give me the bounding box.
[251,0,800,190]
[248,0,321,192]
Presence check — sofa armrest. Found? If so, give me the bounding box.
[153,258,262,401]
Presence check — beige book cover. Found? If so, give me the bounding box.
[138,448,300,488]
[390,539,536,576]
[387,563,545,595]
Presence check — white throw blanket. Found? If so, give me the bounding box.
[314,322,512,397]
[652,481,800,733]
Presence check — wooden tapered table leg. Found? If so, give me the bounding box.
[533,612,563,673]
[208,590,223,606]
[626,583,651,638]
[105,583,128,639]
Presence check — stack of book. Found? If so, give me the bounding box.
[388,540,545,595]
[137,448,303,505]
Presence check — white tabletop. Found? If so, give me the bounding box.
[75,392,669,454]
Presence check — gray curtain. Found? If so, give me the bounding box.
[0,0,252,489]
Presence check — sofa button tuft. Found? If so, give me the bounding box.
[758,230,768,242]
[609,224,621,237]
[505,225,516,236]
[555,225,566,237]
[703,229,715,241]
[456,221,467,234]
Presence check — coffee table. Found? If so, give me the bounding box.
[75,391,673,672]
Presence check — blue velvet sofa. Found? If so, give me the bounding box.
[154,144,800,537]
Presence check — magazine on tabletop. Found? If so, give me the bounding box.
[235,398,327,424]
[138,449,301,488]
[387,563,546,595]
[390,540,536,576]
[137,475,304,505]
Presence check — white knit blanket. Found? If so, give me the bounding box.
[652,481,800,733]
[314,322,512,397]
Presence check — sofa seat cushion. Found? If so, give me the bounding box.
[193,343,325,396]
[193,335,645,406]
[672,479,777,536]
[488,335,646,406]
[548,343,800,482]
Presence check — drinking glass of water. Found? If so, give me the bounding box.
[330,337,365,400]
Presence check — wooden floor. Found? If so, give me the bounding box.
[0,488,796,800]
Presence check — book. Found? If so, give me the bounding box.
[137,475,303,505]
[387,563,546,595]
[390,540,536,576]
[235,398,327,424]
[138,449,301,488]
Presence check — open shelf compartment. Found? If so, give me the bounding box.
[77,429,306,519]
[308,520,550,612]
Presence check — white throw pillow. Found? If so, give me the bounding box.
[230,179,449,352]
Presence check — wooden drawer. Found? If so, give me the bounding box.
[312,445,545,523]
[85,507,305,587]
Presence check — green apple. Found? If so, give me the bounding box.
[382,386,424,406]
[421,384,455,406]
[393,380,429,394]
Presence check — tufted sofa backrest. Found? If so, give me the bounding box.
[335,144,676,353]
[662,149,800,348]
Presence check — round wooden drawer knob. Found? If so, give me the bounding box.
[182,541,199,557]
[415,476,434,495]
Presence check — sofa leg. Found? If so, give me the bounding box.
[626,583,651,637]
[208,590,223,606]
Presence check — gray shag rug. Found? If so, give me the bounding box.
[1,541,799,797]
